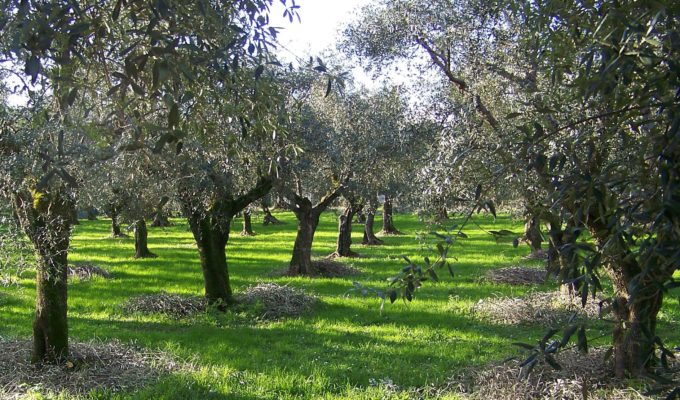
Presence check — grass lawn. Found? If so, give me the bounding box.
[1,212,679,399]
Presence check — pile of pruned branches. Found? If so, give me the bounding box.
[441,347,652,399]
[471,290,603,325]
[122,292,206,318]
[310,259,362,278]
[68,264,112,281]
[0,338,189,398]
[237,283,317,321]
[484,265,549,286]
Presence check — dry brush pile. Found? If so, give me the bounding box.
[470,290,603,326]
[236,283,317,321]
[0,338,189,399]
[438,346,680,399]
[121,292,206,318]
[484,265,550,286]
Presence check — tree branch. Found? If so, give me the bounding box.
[416,37,499,130]
[228,175,274,216]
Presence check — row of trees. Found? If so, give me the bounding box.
[0,0,433,364]
[345,0,679,379]
[4,0,676,384]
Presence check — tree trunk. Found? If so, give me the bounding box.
[610,273,663,378]
[13,190,74,363]
[362,210,383,245]
[524,214,543,254]
[586,208,663,378]
[134,219,157,258]
[355,207,366,223]
[331,205,358,257]
[380,195,401,235]
[110,209,127,238]
[187,213,234,307]
[180,175,272,307]
[150,211,170,227]
[436,206,449,221]
[262,206,281,225]
[289,200,319,275]
[241,208,255,236]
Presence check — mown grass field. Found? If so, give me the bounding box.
[1,211,679,399]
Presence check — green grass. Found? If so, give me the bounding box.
[1,212,679,399]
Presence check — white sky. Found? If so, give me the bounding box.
[269,0,370,62]
[268,0,424,93]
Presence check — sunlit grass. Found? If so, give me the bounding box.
[1,211,679,399]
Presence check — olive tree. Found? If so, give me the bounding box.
[0,0,295,362]
[345,0,680,379]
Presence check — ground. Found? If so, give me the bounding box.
[1,212,679,399]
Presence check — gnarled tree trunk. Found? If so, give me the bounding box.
[524,214,543,254]
[13,189,75,363]
[262,206,281,225]
[380,195,401,235]
[288,183,346,275]
[331,204,358,258]
[436,206,449,221]
[289,198,318,275]
[110,208,127,238]
[241,208,255,236]
[186,212,233,307]
[362,209,383,245]
[180,176,272,307]
[134,219,157,258]
[610,270,662,378]
[150,211,170,227]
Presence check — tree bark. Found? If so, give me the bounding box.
[524,214,542,254]
[151,212,170,227]
[610,273,662,378]
[110,208,127,238]
[331,204,358,257]
[436,206,449,221]
[241,208,255,236]
[585,208,663,378]
[380,195,401,235]
[362,209,383,245]
[180,175,272,307]
[289,198,318,275]
[13,189,74,363]
[262,206,281,225]
[186,212,233,307]
[134,219,157,258]
[288,183,346,275]
[355,206,366,224]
